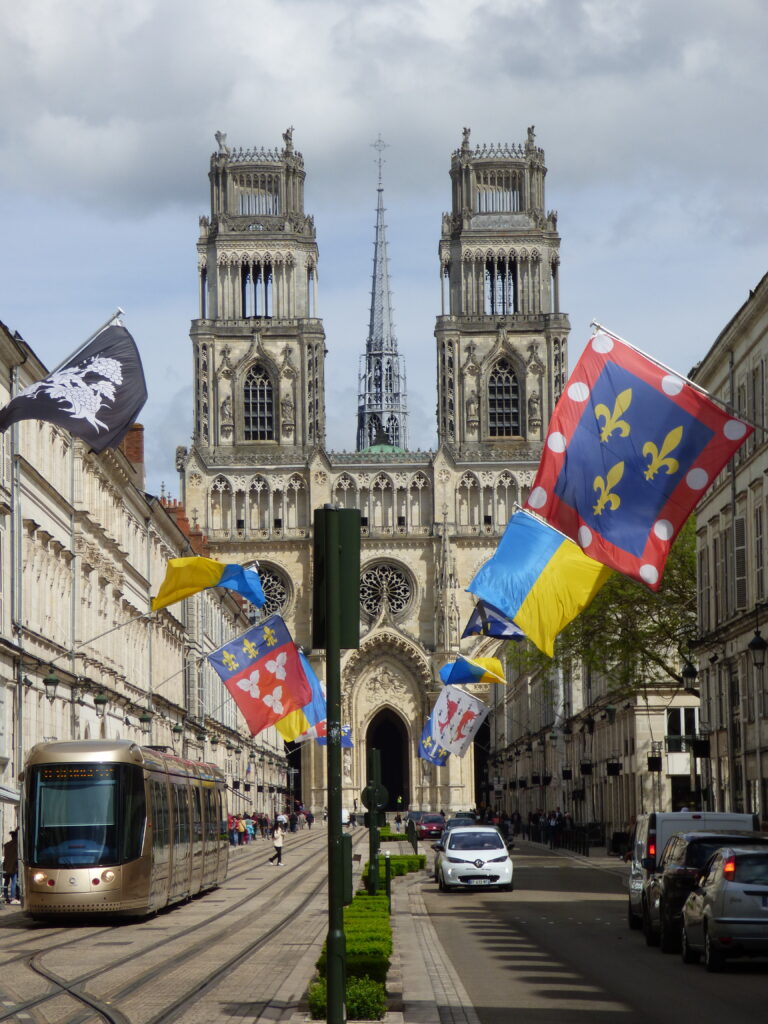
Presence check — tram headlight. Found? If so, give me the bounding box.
[100,870,116,883]
[32,871,48,884]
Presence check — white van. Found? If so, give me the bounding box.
[627,811,758,929]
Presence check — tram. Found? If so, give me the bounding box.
[19,739,228,917]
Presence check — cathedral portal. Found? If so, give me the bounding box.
[366,708,409,810]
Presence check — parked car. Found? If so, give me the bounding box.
[432,825,513,892]
[626,811,758,930]
[681,846,768,971]
[416,813,445,841]
[642,830,768,951]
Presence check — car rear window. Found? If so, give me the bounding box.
[689,837,768,869]
[732,854,768,884]
[448,832,504,851]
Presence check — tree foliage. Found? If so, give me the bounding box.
[509,517,697,693]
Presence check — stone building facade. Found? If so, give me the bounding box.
[0,319,287,846]
[177,127,569,812]
[690,272,768,822]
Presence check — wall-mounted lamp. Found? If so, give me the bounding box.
[172,723,184,737]
[94,692,109,719]
[43,668,59,703]
[210,735,219,749]
[748,629,768,669]
[139,712,153,735]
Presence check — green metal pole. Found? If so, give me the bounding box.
[367,747,381,894]
[325,507,346,1024]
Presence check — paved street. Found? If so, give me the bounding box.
[422,840,766,1024]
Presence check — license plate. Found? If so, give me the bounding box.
[468,878,490,885]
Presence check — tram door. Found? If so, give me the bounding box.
[190,782,204,893]
[169,777,192,899]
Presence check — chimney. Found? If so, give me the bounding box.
[121,423,145,491]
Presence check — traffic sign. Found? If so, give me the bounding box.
[361,782,388,810]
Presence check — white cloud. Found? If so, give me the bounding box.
[1,0,767,495]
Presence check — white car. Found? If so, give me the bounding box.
[681,846,768,971]
[432,825,513,892]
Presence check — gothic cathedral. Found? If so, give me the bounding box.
[177,126,569,812]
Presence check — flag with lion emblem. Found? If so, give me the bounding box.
[208,615,312,738]
[0,320,147,454]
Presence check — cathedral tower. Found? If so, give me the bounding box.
[435,126,569,455]
[191,128,326,457]
[356,138,408,451]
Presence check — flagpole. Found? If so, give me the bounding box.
[48,308,126,377]
[590,320,768,437]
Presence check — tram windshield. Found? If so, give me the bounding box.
[27,763,146,867]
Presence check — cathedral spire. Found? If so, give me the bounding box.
[357,136,408,451]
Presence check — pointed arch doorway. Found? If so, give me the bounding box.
[366,709,409,811]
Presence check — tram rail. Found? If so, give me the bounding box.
[0,826,363,1024]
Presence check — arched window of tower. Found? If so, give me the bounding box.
[210,476,232,533]
[243,365,275,441]
[487,359,520,437]
[360,562,413,621]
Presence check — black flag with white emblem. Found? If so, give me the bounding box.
[0,322,147,454]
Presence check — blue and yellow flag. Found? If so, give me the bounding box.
[467,509,611,657]
[439,656,506,686]
[152,557,265,611]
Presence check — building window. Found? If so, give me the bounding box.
[360,562,413,620]
[487,359,520,437]
[253,565,289,617]
[244,365,274,441]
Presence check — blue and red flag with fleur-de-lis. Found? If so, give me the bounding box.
[208,615,311,737]
[526,328,753,590]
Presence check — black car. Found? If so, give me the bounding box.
[643,830,768,952]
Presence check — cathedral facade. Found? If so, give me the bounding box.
[177,126,569,813]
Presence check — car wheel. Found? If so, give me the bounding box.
[643,901,659,947]
[704,930,724,973]
[659,905,679,954]
[680,926,700,965]
[627,900,642,930]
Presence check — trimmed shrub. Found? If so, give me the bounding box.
[308,975,387,1021]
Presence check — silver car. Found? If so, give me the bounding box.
[432,825,513,892]
[681,846,768,971]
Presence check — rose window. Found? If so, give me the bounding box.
[257,566,289,616]
[360,563,413,619]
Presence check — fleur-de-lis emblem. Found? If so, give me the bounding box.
[237,670,261,699]
[593,462,624,515]
[642,426,683,480]
[266,651,288,680]
[264,686,284,716]
[595,389,632,443]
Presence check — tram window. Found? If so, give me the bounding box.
[203,788,215,841]
[193,788,203,841]
[152,781,169,849]
[27,763,144,867]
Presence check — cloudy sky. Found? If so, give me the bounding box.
[2,0,767,495]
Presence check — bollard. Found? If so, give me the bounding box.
[384,850,392,914]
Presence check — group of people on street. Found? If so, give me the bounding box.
[227,808,314,847]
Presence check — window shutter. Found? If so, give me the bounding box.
[734,516,747,611]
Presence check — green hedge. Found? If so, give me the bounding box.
[361,853,426,885]
[316,891,393,983]
[308,975,387,1021]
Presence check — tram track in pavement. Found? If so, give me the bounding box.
[0,827,366,1024]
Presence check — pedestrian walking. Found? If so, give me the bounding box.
[268,822,284,866]
[394,813,402,833]
[2,829,19,905]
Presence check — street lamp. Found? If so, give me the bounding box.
[43,668,59,703]
[748,629,768,668]
[93,692,109,718]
